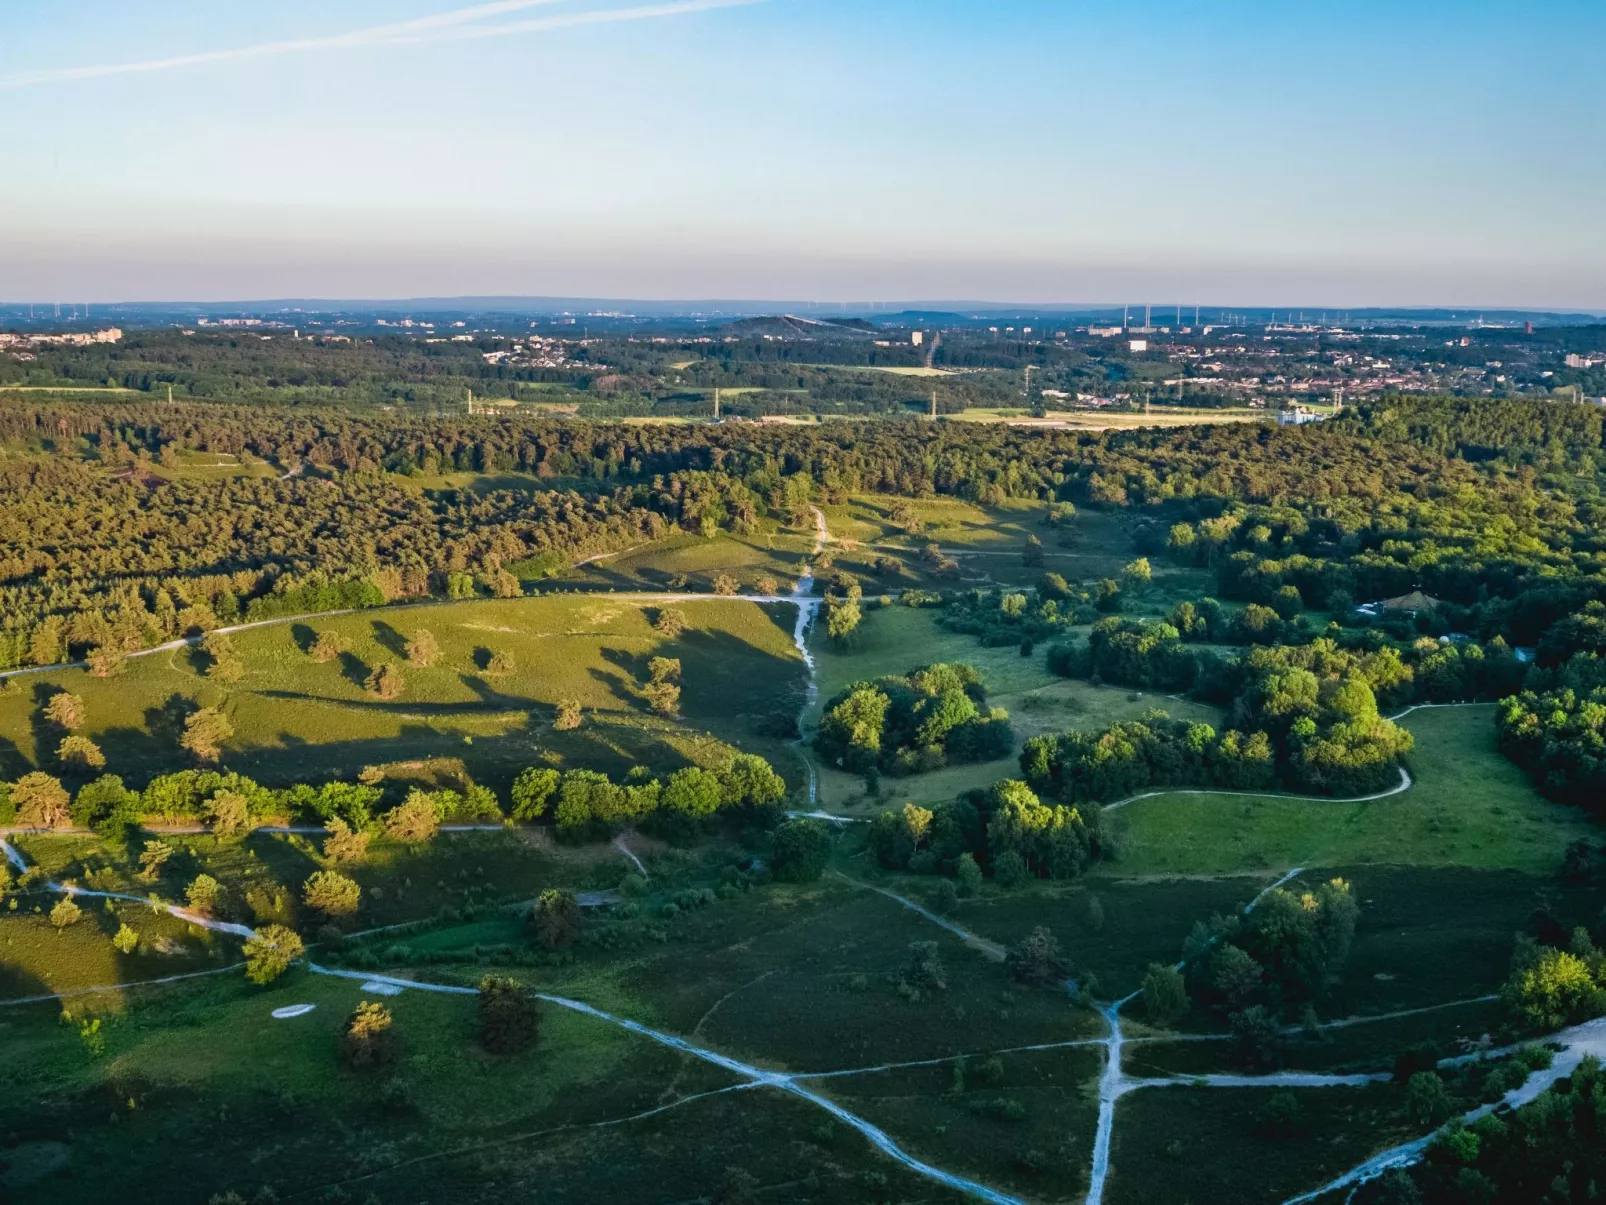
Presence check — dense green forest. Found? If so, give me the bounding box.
[3,396,1606,670]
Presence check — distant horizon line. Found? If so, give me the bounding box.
[4,296,1604,319]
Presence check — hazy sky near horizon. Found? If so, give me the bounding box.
[4,0,1604,307]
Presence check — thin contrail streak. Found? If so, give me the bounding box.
[381,0,765,44]
[1,0,756,90]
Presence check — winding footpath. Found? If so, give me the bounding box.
[787,506,829,804]
[1,828,1033,1205]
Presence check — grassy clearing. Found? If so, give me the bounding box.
[0,595,808,795]
[1,869,1087,1203]
[942,873,1273,999]
[1107,1083,1411,1205]
[0,894,234,1002]
[555,523,817,593]
[1104,705,1594,877]
[811,606,1223,812]
[414,876,1104,1072]
[816,1046,1103,1200]
[1323,864,1596,1016]
[1125,997,1509,1079]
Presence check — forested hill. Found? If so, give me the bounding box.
[0,398,1603,672]
[1339,394,1606,475]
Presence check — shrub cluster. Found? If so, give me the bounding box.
[815,663,1013,776]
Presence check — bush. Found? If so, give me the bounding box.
[1006,926,1070,988]
[304,870,362,919]
[243,924,304,985]
[529,888,583,952]
[186,874,225,916]
[1141,963,1188,1025]
[366,663,404,700]
[50,898,83,928]
[771,818,831,883]
[340,1001,397,1069]
[479,976,540,1054]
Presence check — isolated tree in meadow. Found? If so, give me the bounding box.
[553,698,583,731]
[205,790,250,836]
[181,707,233,763]
[202,631,244,681]
[1023,535,1045,568]
[304,869,362,919]
[340,1000,397,1069]
[713,573,739,596]
[57,734,106,772]
[478,976,540,1054]
[243,924,304,985]
[44,692,85,731]
[383,791,440,843]
[112,923,139,954]
[322,817,371,864]
[310,630,345,663]
[1141,963,1189,1025]
[137,839,174,882]
[50,898,82,928]
[902,941,948,993]
[644,656,683,716]
[770,818,831,883]
[12,771,71,828]
[529,888,583,952]
[367,662,404,700]
[755,574,779,596]
[405,629,440,667]
[826,597,862,643]
[654,608,687,638]
[186,874,225,916]
[1006,926,1070,988]
[487,649,515,676]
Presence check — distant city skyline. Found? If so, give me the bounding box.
[4,0,1604,307]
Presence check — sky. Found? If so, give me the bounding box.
[3,0,1604,308]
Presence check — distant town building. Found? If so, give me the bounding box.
[1565,353,1603,369]
[1276,406,1325,426]
[1087,326,1123,337]
[1128,339,1148,352]
[910,331,923,346]
[0,327,123,348]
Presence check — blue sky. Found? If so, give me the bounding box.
[4,0,1603,306]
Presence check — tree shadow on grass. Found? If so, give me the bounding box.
[143,694,198,749]
[674,627,808,721]
[289,623,318,655]
[338,652,372,690]
[588,665,645,711]
[371,620,409,658]
[600,645,651,684]
[93,726,182,789]
[0,732,28,779]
